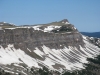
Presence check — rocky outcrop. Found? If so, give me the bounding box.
[0,22,84,51]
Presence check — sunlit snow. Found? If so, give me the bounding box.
[0,36,100,71]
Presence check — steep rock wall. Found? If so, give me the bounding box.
[0,28,84,50]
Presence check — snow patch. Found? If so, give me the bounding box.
[44,25,61,32]
[0,44,39,68]
[5,28,16,30]
[82,35,87,40]
[65,22,70,24]
[74,27,76,30]
[27,48,31,52]
[32,26,41,31]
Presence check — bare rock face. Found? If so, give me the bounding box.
[0,20,83,50]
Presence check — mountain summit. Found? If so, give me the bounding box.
[60,19,69,23]
[0,19,100,75]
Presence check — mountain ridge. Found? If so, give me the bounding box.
[81,32,100,38]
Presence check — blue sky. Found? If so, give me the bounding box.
[0,0,100,32]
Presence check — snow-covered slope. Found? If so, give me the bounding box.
[0,19,100,75]
[0,36,100,75]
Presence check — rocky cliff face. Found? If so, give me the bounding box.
[0,26,83,49]
[0,20,84,59]
[0,20,100,75]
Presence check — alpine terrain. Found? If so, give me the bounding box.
[0,19,100,75]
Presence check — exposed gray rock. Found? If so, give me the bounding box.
[0,25,84,50]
